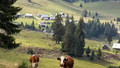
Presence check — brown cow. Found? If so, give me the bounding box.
[30,54,39,68]
[57,56,74,68]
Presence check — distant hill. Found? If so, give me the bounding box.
[15,0,120,20]
[14,0,83,18]
[73,0,120,19]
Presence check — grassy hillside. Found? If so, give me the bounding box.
[14,0,83,19]
[0,29,120,68]
[0,48,108,68]
[73,0,120,19]
[15,30,61,50]
[1,0,120,68]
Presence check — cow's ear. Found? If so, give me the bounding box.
[64,58,68,61]
[57,57,60,60]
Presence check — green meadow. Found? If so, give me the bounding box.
[73,0,120,18]
[1,0,120,68]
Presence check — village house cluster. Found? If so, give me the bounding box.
[16,12,67,20]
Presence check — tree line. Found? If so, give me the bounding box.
[53,14,118,57]
[53,14,85,56]
[63,0,78,3]
[83,0,118,3]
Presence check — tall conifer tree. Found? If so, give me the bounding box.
[0,0,22,49]
[62,16,76,55]
[53,14,65,44]
[74,18,85,57]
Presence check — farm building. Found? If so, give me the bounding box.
[37,14,49,20]
[49,17,55,20]
[112,43,120,49]
[24,13,34,18]
[61,14,67,18]
[16,13,21,17]
[102,44,110,50]
[39,22,47,27]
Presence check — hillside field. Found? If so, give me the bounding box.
[1,0,120,68]
[0,30,120,68]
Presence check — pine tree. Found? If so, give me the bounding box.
[62,16,76,55]
[97,47,102,59]
[46,25,49,30]
[28,0,32,3]
[65,14,70,28]
[86,46,91,57]
[82,10,88,17]
[53,14,65,44]
[20,22,24,28]
[118,39,120,43]
[90,51,95,61]
[107,34,112,44]
[39,25,41,31]
[95,12,98,17]
[80,3,83,8]
[31,20,36,30]
[51,23,54,30]
[0,0,22,49]
[74,18,85,57]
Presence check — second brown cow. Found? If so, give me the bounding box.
[57,56,74,68]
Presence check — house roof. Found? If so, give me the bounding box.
[112,43,120,49]
[38,14,48,17]
[25,13,33,16]
[16,13,21,15]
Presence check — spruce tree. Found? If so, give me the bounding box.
[53,14,65,44]
[31,20,36,30]
[86,46,91,57]
[118,39,120,43]
[39,25,41,31]
[82,10,88,17]
[97,47,102,59]
[74,18,85,57]
[20,22,24,28]
[62,16,76,55]
[65,14,70,28]
[0,0,22,49]
[80,3,83,8]
[90,51,95,61]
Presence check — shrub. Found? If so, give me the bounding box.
[107,66,120,68]
[27,48,35,55]
[18,61,29,68]
[90,51,95,61]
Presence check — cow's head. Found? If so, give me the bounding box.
[57,56,68,67]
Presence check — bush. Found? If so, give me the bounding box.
[18,61,29,68]
[107,66,120,68]
[90,51,95,61]
[97,47,102,59]
[27,48,35,55]
[86,46,91,57]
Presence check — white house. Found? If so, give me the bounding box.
[39,22,47,27]
[37,14,49,20]
[24,13,34,18]
[16,13,21,17]
[49,17,55,20]
[112,43,120,49]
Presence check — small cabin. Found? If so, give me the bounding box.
[39,22,47,27]
[49,17,55,20]
[112,43,120,50]
[37,14,49,20]
[16,13,21,17]
[24,13,34,18]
